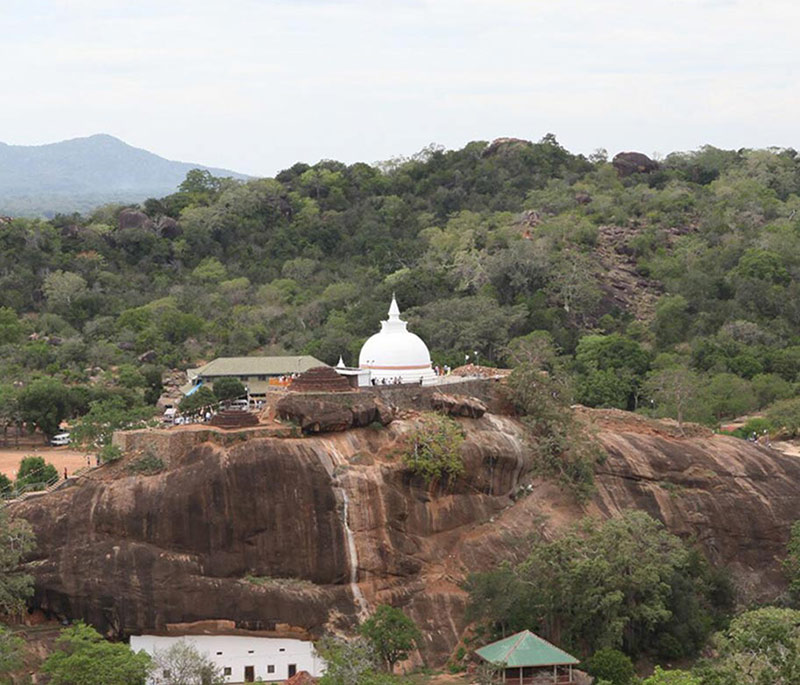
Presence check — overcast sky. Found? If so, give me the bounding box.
[1,0,797,176]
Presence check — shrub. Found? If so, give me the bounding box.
[15,456,58,490]
[402,414,465,486]
[505,362,603,500]
[125,453,165,475]
[586,648,636,685]
[766,397,800,437]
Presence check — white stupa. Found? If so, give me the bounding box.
[358,295,436,385]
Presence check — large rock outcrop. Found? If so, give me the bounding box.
[275,393,394,433]
[612,151,659,177]
[10,406,800,665]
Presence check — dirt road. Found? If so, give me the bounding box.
[0,447,94,480]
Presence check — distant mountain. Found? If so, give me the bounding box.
[0,134,250,217]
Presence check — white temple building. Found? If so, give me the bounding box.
[130,634,324,684]
[341,295,436,386]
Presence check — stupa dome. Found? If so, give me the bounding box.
[358,296,436,384]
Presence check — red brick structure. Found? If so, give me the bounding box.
[290,366,353,393]
[209,410,260,429]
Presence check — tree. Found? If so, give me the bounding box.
[0,385,20,446]
[467,512,730,658]
[0,474,12,499]
[70,397,153,454]
[42,270,88,312]
[212,377,246,403]
[505,362,601,500]
[0,307,24,345]
[0,508,35,616]
[645,366,701,435]
[15,456,58,490]
[178,387,217,415]
[359,605,422,673]
[586,648,636,685]
[783,521,800,605]
[641,667,701,685]
[315,636,386,685]
[42,622,151,685]
[0,624,25,682]
[695,607,800,684]
[149,639,223,685]
[17,377,72,439]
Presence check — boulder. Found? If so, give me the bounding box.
[612,151,659,177]
[118,208,154,231]
[431,392,487,418]
[275,394,394,433]
[138,349,157,363]
[156,216,181,239]
[481,137,532,158]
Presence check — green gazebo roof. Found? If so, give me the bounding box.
[475,630,579,668]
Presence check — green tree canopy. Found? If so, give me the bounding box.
[42,622,151,685]
[17,377,72,438]
[466,511,731,658]
[211,377,246,402]
[586,648,635,685]
[149,639,223,685]
[15,455,58,490]
[359,605,422,672]
[0,508,35,616]
[178,387,217,414]
[0,624,26,683]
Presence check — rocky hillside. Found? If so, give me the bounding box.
[10,401,800,665]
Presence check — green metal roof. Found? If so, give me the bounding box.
[475,631,579,668]
[194,356,326,378]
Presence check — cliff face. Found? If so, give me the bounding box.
[11,408,800,664]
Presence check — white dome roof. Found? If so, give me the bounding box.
[358,296,435,382]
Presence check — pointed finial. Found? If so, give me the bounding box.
[336,355,345,368]
[388,293,400,319]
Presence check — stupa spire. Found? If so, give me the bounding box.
[388,293,401,320]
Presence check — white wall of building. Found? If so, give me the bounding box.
[130,634,325,684]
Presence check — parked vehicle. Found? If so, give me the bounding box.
[230,399,250,411]
[51,432,71,446]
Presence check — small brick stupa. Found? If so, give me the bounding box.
[209,410,260,428]
[290,366,353,393]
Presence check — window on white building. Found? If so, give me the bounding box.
[267,665,275,674]
[223,667,232,676]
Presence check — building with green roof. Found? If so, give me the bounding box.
[475,630,579,684]
[182,356,327,399]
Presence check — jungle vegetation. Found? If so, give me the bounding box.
[3,137,800,438]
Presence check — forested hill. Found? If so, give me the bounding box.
[0,134,247,217]
[3,135,800,434]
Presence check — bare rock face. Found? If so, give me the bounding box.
[481,137,532,157]
[11,408,800,666]
[612,151,659,177]
[275,393,394,433]
[156,216,181,239]
[118,208,154,231]
[430,392,487,418]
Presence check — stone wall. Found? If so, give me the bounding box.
[112,425,292,464]
[364,376,506,412]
